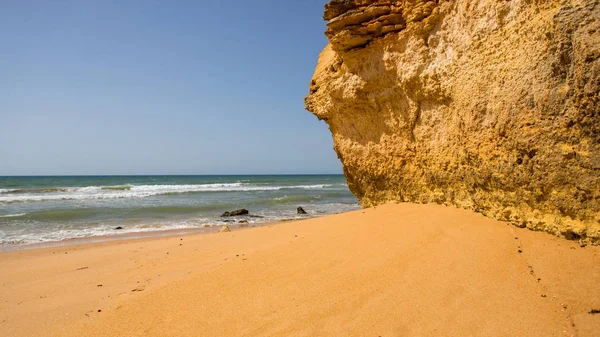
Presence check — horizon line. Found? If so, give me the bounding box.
[0,173,345,177]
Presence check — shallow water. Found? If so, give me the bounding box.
[0,175,359,246]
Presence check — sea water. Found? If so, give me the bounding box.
[0,175,359,246]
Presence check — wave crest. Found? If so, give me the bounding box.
[0,183,339,203]
[101,185,132,191]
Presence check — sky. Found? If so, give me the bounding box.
[0,0,339,175]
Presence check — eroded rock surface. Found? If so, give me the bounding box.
[306,0,600,244]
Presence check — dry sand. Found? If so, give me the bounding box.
[1,203,599,337]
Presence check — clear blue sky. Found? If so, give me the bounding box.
[0,0,338,175]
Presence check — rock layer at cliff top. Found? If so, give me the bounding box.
[305,0,600,244]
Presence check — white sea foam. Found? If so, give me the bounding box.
[286,184,333,189]
[0,183,337,203]
[0,219,214,246]
[0,213,26,218]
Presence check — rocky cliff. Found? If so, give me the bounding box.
[305,0,600,245]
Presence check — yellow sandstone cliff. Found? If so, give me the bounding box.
[305,0,600,245]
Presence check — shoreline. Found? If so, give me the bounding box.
[1,203,599,337]
[0,214,332,253]
[0,220,259,253]
[0,226,218,253]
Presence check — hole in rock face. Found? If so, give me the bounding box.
[527,149,537,159]
[562,229,581,241]
[516,157,523,165]
[309,80,319,94]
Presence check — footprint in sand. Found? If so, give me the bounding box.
[131,285,146,292]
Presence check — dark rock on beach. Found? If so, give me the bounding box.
[221,209,249,217]
[297,207,308,215]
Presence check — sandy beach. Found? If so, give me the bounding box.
[1,203,599,337]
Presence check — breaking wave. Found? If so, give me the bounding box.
[0,183,339,203]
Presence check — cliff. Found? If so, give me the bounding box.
[305,0,600,245]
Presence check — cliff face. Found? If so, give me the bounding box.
[305,0,600,244]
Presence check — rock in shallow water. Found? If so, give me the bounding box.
[221,209,249,217]
[306,0,600,245]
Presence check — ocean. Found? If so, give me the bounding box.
[0,175,359,246]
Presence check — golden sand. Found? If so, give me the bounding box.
[1,203,599,336]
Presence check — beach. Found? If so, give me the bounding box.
[2,0,598,336]
[1,203,599,337]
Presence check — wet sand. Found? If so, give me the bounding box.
[1,203,599,337]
